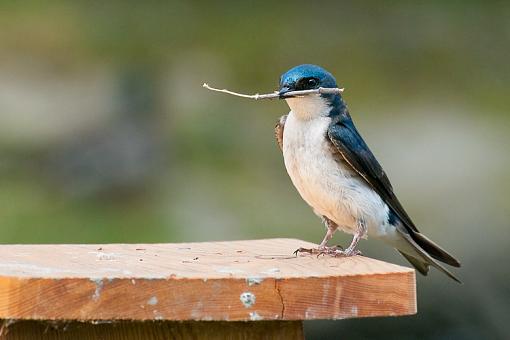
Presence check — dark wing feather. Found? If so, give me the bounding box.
[328,115,461,271]
[327,114,419,233]
[275,115,287,151]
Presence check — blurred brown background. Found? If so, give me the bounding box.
[0,1,509,338]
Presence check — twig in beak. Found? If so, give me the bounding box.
[203,83,344,100]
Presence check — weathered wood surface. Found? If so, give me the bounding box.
[0,238,416,321]
[0,320,304,340]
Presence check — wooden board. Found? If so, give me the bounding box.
[0,320,304,340]
[0,238,416,321]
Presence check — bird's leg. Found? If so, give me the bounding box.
[342,219,367,256]
[318,217,338,249]
[318,219,366,257]
[294,217,340,256]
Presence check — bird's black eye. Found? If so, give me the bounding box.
[297,77,319,90]
[307,78,318,88]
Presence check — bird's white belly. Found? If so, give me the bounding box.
[282,112,390,237]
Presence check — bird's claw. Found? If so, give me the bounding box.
[293,247,317,256]
[317,248,362,257]
[294,244,359,258]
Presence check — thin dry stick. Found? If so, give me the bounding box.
[203,83,344,100]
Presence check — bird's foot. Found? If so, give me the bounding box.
[293,245,349,257]
[317,246,362,257]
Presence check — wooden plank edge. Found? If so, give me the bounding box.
[0,268,415,321]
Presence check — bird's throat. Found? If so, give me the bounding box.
[285,95,332,121]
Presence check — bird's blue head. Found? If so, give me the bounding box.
[279,64,338,97]
[279,64,345,119]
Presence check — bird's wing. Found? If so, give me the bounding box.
[327,114,461,270]
[327,114,419,233]
[275,115,287,151]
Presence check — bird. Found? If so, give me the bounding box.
[275,64,461,282]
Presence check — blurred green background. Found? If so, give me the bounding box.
[0,1,509,338]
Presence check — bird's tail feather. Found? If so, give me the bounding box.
[409,231,461,267]
[396,226,462,283]
[398,251,429,276]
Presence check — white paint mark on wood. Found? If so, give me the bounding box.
[249,312,263,320]
[246,277,263,286]
[216,267,246,274]
[147,296,158,306]
[152,310,163,319]
[89,252,117,261]
[240,292,256,308]
[261,268,280,275]
[91,279,103,301]
[90,320,113,325]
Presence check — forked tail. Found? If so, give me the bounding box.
[395,224,461,283]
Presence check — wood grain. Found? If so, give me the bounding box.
[0,239,416,321]
[0,320,304,340]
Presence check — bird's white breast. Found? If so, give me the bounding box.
[282,107,391,237]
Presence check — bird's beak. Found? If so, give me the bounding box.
[278,86,292,99]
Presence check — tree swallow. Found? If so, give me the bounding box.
[275,64,461,282]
